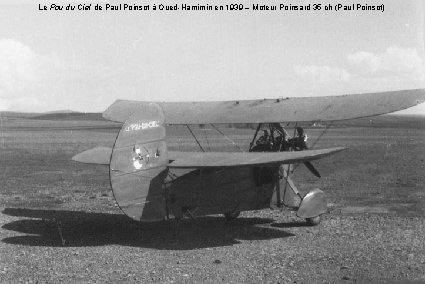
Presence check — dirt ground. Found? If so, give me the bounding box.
[0,114,424,283]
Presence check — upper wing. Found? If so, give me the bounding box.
[103,89,424,124]
[168,147,345,168]
[72,146,345,167]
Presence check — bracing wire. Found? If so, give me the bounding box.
[211,124,244,152]
[202,125,211,152]
[309,121,333,149]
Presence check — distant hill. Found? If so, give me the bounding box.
[330,114,424,129]
[0,111,41,119]
[0,110,105,121]
[31,112,105,121]
[42,110,79,114]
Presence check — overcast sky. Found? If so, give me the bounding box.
[0,0,424,114]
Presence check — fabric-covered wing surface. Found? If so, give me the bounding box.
[168,147,345,168]
[103,89,424,124]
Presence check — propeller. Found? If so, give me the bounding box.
[289,123,333,178]
[303,161,321,178]
[286,142,321,178]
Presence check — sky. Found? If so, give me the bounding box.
[0,0,424,114]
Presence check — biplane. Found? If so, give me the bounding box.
[73,89,424,226]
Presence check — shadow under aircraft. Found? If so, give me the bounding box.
[2,208,296,250]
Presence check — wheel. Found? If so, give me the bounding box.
[306,215,321,226]
[224,211,240,221]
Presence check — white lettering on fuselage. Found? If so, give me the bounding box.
[125,120,159,132]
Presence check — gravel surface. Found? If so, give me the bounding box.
[0,208,424,283]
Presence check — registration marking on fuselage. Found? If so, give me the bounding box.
[125,120,159,132]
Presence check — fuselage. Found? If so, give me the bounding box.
[164,166,277,219]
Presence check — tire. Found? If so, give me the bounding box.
[306,215,321,226]
[224,211,240,221]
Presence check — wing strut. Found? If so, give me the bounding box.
[283,123,298,193]
[249,124,262,152]
[186,124,205,152]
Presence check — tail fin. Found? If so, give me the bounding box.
[109,102,169,222]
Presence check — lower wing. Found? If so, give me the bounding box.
[72,146,345,168]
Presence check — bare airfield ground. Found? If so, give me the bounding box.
[0,114,424,284]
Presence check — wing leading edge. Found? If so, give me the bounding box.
[103,89,424,124]
[72,146,345,168]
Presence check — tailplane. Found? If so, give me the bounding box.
[72,147,112,165]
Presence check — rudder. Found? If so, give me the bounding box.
[109,103,168,222]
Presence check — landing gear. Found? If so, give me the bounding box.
[249,123,328,227]
[296,188,327,223]
[306,215,321,226]
[171,217,181,239]
[224,211,240,221]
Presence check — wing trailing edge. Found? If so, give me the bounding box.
[103,89,424,124]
